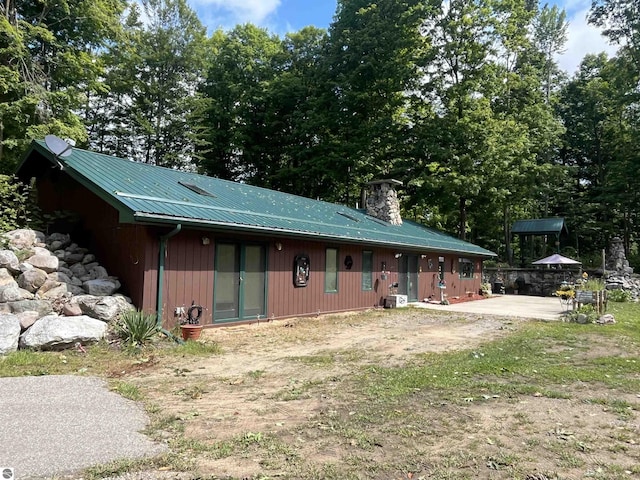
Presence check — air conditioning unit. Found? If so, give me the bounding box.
[385,294,408,308]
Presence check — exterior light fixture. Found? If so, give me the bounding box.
[201,237,210,245]
[275,242,283,251]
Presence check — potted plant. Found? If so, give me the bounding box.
[555,282,575,311]
[180,302,204,341]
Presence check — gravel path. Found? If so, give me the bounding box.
[0,375,166,479]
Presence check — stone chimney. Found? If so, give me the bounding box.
[365,179,403,225]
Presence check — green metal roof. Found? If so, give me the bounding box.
[19,141,496,257]
[512,218,567,235]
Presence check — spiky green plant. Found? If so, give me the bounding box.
[115,310,159,347]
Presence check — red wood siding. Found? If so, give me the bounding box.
[161,230,214,328]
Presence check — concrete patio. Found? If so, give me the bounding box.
[414,294,566,321]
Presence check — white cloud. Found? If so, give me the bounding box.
[190,0,281,26]
[556,6,619,73]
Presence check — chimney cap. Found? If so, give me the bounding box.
[366,179,403,186]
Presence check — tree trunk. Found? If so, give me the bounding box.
[504,204,512,266]
[459,196,467,240]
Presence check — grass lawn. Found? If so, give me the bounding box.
[2,302,639,479]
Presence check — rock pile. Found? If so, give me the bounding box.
[605,236,640,299]
[0,229,134,353]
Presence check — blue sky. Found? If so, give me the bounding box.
[187,0,618,73]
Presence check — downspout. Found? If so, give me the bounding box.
[157,224,182,343]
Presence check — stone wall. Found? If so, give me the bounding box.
[484,267,582,297]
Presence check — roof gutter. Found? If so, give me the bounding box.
[157,224,183,343]
[133,213,497,258]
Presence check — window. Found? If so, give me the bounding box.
[362,250,373,290]
[459,258,474,279]
[325,248,339,292]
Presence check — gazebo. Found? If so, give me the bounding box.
[512,218,568,267]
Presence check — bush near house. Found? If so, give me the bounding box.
[0,175,32,234]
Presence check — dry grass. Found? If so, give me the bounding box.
[4,304,640,480]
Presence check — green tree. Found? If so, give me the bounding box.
[195,24,283,180]
[88,0,207,168]
[532,4,568,103]
[589,0,640,66]
[557,53,640,254]
[0,0,126,173]
[318,0,429,203]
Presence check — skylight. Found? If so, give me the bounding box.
[337,211,360,222]
[179,181,215,198]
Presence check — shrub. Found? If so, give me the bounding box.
[608,289,632,303]
[115,310,159,348]
[565,305,598,324]
[0,175,31,233]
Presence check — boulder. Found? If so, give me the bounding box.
[82,254,96,264]
[69,263,87,278]
[17,268,48,293]
[3,229,45,250]
[0,250,19,272]
[82,278,120,296]
[33,246,52,257]
[53,249,66,259]
[19,314,107,350]
[40,284,71,300]
[64,252,85,265]
[58,265,73,277]
[88,266,109,280]
[37,279,62,296]
[0,268,15,286]
[62,303,83,316]
[26,254,59,273]
[0,282,32,302]
[0,313,21,354]
[16,310,40,330]
[83,262,99,271]
[47,271,73,284]
[597,314,616,324]
[7,299,53,316]
[17,262,33,273]
[47,233,71,250]
[75,294,134,322]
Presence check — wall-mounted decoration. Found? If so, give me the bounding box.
[381,261,388,280]
[293,254,310,287]
[428,258,433,270]
[344,255,353,270]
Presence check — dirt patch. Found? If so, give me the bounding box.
[126,308,639,479]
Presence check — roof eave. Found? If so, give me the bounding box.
[132,213,497,258]
[18,141,137,222]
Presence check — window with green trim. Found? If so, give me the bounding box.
[325,248,339,292]
[362,250,373,290]
[459,258,474,279]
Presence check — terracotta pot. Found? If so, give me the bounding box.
[181,324,203,341]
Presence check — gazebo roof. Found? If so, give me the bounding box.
[512,218,568,235]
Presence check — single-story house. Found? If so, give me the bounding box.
[17,139,496,327]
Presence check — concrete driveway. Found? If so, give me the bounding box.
[0,375,166,479]
[415,294,566,320]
